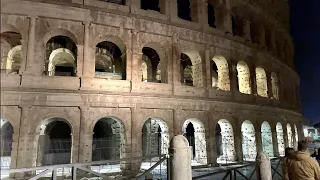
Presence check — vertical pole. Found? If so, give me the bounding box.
[72,166,77,180]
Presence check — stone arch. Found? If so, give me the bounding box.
[0,118,14,169]
[180,50,202,87]
[236,61,251,94]
[142,118,169,158]
[212,56,230,91]
[35,117,72,166]
[216,119,236,163]
[5,45,21,74]
[261,121,274,157]
[256,67,268,97]
[141,42,167,83]
[182,118,207,165]
[48,48,76,76]
[45,36,77,77]
[95,37,127,80]
[276,122,285,156]
[287,123,293,148]
[0,24,20,34]
[271,72,279,99]
[241,120,256,161]
[92,116,125,161]
[1,31,22,74]
[43,28,79,46]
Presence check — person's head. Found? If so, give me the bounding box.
[315,148,319,154]
[298,140,309,152]
[285,147,295,157]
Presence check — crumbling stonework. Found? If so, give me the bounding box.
[0,0,301,176]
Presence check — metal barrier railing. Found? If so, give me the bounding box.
[9,154,168,180]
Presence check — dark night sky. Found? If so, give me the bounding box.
[290,0,320,122]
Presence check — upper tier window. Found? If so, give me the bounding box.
[100,0,125,5]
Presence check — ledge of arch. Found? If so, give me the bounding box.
[80,77,130,92]
[255,96,273,106]
[21,75,80,90]
[208,88,232,100]
[82,0,129,13]
[131,7,168,22]
[174,85,206,97]
[131,82,172,95]
[0,72,20,88]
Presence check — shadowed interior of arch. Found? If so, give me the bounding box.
[180,53,193,86]
[92,117,124,161]
[237,61,252,94]
[45,36,77,77]
[261,121,274,157]
[241,120,257,161]
[215,119,236,163]
[0,118,13,169]
[183,119,207,165]
[36,118,72,166]
[95,41,126,80]
[0,31,22,74]
[276,122,285,156]
[141,47,161,83]
[141,118,169,159]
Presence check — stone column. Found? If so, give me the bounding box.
[172,35,181,87]
[208,128,217,166]
[266,72,273,98]
[82,21,94,78]
[250,65,257,95]
[131,30,141,83]
[198,0,208,27]
[230,61,238,93]
[131,0,140,10]
[256,151,272,180]
[259,26,266,48]
[78,133,93,163]
[223,14,233,35]
[205,49,212,88]
[169,0,178,20]
[169,135,192,180]
[255,131,262,153]
[272,131,280,157]
[24,16,37,75]
[243,20,251,42]
[234,129,243,162]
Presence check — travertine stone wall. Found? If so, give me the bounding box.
[0,0,301,176]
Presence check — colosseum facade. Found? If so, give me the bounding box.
[1,0,302,177]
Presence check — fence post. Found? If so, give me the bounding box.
[169,135,192,180]
[256,151,272,180]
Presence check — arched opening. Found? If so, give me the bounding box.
[180,53,193,86]
[183,119,207,165]
[276,122,285,156]
[95,41,126,80]
[261,121,274,157]
[36,118,72,165]
[256,67,268,97]
[287,124,293,148]
[92,117,124,161]
[207,3,216,28]
[216,119,236,163]
[241,120,256,161]
[142,118,169,158]
[237,61,251,94]
[231,15,244,37]
[141,47,161,83]
[0,119,13,170]
[141,0,160,12]
[294,124,299,149]
[177,0,191,21]
[212,56,230,91]
[45,36,77,76]
[271,72,279,99]
[0,31,22,74]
